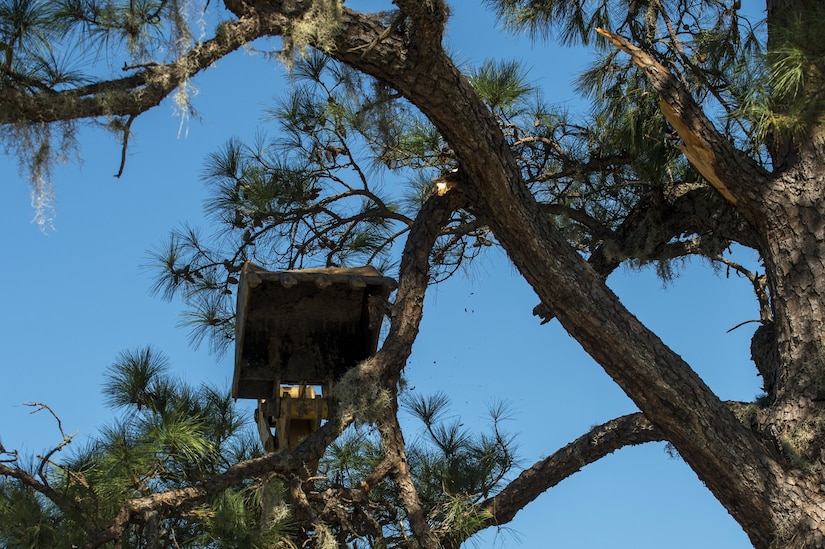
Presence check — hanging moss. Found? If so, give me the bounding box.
[278,0,343,70]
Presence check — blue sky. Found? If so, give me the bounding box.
[0,2,763,547]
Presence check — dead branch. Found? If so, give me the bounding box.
[594,27,769,212]
[24,401,77,488]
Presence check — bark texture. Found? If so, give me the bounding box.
[5,1,825,547]
[326,5,825,547]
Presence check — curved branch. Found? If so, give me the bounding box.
[114,115,135,178]
[535,183,758,323]
[360,188,469,385]
[381,410,439,548]
[478,412,660,528]
[1,15,282,125]
[592,183,760,273]
[469,400,757,540]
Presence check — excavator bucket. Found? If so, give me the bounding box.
[233,261,397,400]
[232,262,396,464]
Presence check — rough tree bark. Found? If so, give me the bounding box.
[321,3,825,546]
[5,1,825,547]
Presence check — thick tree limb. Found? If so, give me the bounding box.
[350,188,469,390]
[1,7,405,128]
[0,16,281,125]
[594,28,770,216]
[593,184,758,272]
[328,16,785,547]
[345,188,469,548]
[478,412,661,528]
[472,401,758,539]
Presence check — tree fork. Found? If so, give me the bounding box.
[327,10,793,548]
[6,1,825,545]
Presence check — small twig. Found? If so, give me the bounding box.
[0,438,18,463]
[25,402,77,486]
[26,401,68,438]
[726,319,761,333]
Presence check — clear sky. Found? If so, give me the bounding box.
[0,2,763,547]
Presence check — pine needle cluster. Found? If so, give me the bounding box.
[0,346,285,549]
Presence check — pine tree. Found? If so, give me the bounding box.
[0,348,516,548]
[3,1,825,547]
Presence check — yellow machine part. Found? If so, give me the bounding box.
[275,385,325,451]
[256,385,329,475]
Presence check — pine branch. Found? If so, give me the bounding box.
[477,412,660,529]
[1,15,284,125]
[0,462,63,504]
[595,27,769,213]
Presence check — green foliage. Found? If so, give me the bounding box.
[49,0,200,61]
[490,0,770,152]
[469,58,535,113]
[735,4,825,145]
[311,392,518,546]
[488,0,614,45]
[0,346,273,548]
[0,472,85,549]
[148,52,493,352]
[404,393,517,504]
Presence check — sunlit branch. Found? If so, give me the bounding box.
[2,16,282,125]
[477,412,660,530]
[595,27,769,210]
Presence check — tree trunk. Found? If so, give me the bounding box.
[748,162,825,548]
[327,6,825,545]
[762,176,825,406]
